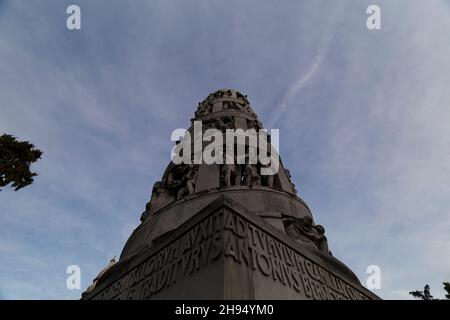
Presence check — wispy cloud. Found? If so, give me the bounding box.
[269,3,345,128]
[1,0,449,299]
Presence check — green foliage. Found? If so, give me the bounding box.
[409,284,433,300]
[0,134,42,191]
[409,283,450,300]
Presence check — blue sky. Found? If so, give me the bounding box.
[1,0,449,299]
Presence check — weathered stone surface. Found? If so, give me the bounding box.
[234,117,248,130]
[82,89,380,300]
[195,164,220,193]
[82,196,378,300]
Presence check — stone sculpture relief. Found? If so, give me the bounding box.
[283,215,330,255]
[243,163,261,188]
[220,158,280,189]
[140,180,176,221]
[166,164,198,200]
[221,154,240,187]
[141,164,200,221]
[175,164,198,200]
[247,118,262,130]
[194,101,213,119]
[142,89,300,220]
[223,100,241,111]
[192,89,255,120]
[261,163,274,188]
[203,116,234,132]
[84,257,116,295]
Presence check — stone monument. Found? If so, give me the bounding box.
[81,89,379,300]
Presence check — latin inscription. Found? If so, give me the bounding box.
[89,210,373,300]
[92,212,222,299]
[224,212,371,300]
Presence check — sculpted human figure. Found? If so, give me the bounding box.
[221,154,239,187]
[176,164,198,200]
[213,118,226,132]
[84,257,116,295]
[195,104,205,118]
[194,101,214,120]
[223,101,241,111]
[144,164,198,219]
[214,90,225,98]
[284,215,330,254]
[166,164,187,195]
[313,224,330,253]
[206,102,213,113]
[208,116,233,133]
[236,91,245,100]
[247,119,261,130]
[140,180,175,221]
[243,163,261,188]
[260,163,274,188]
[166,165,184,191]
[235,91,250,104]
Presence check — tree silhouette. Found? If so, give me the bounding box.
[409,284,433,300]
[409,283,450,300]
[0,134,42,191]
[444,282,450,300]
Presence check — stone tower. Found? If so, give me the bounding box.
[82,89,379,300]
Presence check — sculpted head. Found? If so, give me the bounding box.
[302,215,313,226]
[315,225,325,235]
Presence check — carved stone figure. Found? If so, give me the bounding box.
[313,224,330,253]
[223,101,241,111]
[84,257,116,295]
[260,163,275,188]
[221,155,239,187]
[214,90,225,98]
[202,119,213,130]
[140,200,152,222]
[243,163,261,188]
[82,89,379,301]
[215,116,234,132]
[140,180,175,221]
[283,215,330,254]
[166,164,186,192]
[247,119,262,130]
[206,102,213,113]
[145,164,197,212]
[204,117,234,132]
[235,91,249,104]
[193,101,214,120]
[176,164,198,200]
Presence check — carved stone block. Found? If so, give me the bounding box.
[82,196,379,300]
[234,117,248,130]
[195,163,220,193]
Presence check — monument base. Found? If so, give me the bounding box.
[82,196,379,300]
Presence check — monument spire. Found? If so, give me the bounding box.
[82,89,379,300]
[138,88,297,223]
